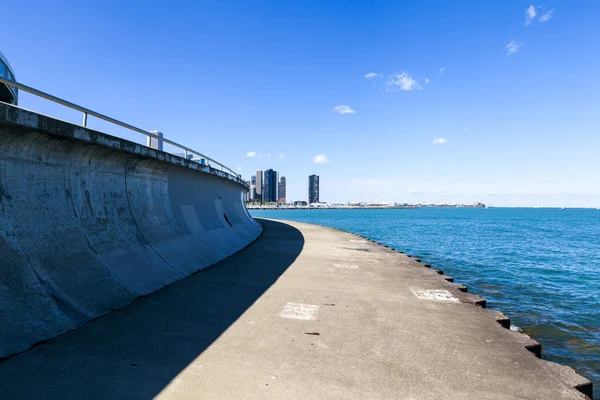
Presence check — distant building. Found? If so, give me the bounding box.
[278,176,287,203]
[294,201,308,207]
[263,169,279,203]
[250,175,256,200]
[308,174,319,204]
[255,170,263,202]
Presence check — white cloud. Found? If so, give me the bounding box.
[439,67,446,75]
[387,72,421,91]
[246,151,256,157]
[425,78,430,84]
[506,40,523,55]
[278,152,284,159]
[525,5,536,25]
[313,154,330,164]
[539,9,554,22]
[267,153,272,158]
[433,137,448,144]
[333,105,357,115]
[365,72,380,79]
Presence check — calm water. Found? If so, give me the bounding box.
[251,208,600,395]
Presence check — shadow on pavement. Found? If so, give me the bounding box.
[0,218,303,400]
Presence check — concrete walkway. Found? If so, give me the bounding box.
[0,219,591,399]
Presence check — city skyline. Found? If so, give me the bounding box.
[250,169,316,204]
[3,1,600,207]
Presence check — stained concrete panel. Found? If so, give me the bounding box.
[0,102,261,359]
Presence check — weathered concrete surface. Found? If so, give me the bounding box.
[0,219,591,399]
[0,103,261,359]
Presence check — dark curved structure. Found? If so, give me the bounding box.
[0,50,17,105]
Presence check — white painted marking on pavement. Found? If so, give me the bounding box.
[412,289,459,302]
[279,303,319,320]
[333,263,359,269]
[349,240,367,243]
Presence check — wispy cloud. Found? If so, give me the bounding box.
[386,72,421,91]
[333,105,357,115]
[365,72,381,79]
[313,154,330,164]
[439,67,446,75]
[433,137,448,144]
[425,78,430,84]
[278,152,284,159]
[246,151,256,157]
[506,40,523,55]
[539,9,554,22]
[525,5,536,25]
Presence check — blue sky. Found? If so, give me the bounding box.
[4,1,600,206]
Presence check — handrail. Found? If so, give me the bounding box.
[0,76,240,179]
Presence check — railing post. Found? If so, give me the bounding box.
[82,112,88,127]
[147,130,164,151]
[184,149,188,159]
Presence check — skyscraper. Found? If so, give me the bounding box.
[250,175,256,201]
[263,169,279,203]
[255,170,263,202]
[278,176,287,203]
[308,174,319,204]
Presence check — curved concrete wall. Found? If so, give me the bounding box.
[0,103,262,359]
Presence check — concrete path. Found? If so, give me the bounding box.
[0,219,591,399]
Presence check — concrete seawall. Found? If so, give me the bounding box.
[0,102,262,359]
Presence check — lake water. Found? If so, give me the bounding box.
[250,208,600,396]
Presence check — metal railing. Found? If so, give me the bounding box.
[0,76,240,179]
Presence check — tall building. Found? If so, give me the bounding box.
[255,170,263,202]
[308,174,319,204]
[250,175,256,201]
[278,176,287,203]
[263,169,279,203]
[275,170,279,202]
